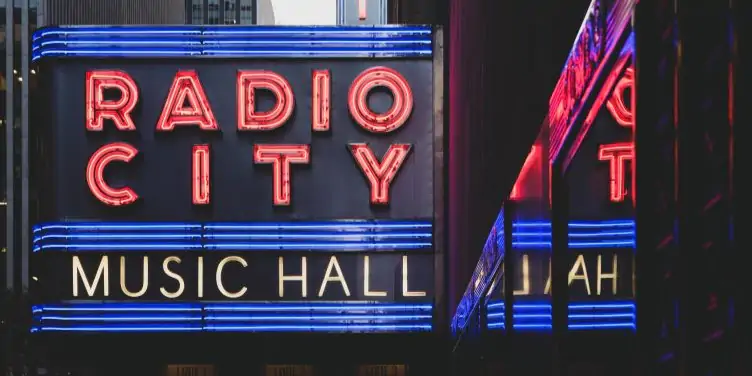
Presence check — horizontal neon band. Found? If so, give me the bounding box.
[512,220,634,228]
[485,301,635,310]
[482,301,635,331]
[31,324,432,333]
[33,221,432,232]
[38,314,431,322]
[33,242,432,252]
[487,322,635,331]
[512,240,634,249]
[487,313,634,319]
[33,221,434,253]
[32,302,432,333]
[32,25,433,62]
[203,324,431,332]
[513,231,634,237]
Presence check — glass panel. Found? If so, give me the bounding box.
[208,0,220,24]
[223,0,237,24]
[239,0,254,24]
[191,0,204,24]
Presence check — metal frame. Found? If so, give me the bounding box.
[5,0,15,292]
[432,26,446,335]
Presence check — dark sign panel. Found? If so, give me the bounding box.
[31,25,439,334]
[45,60,433,221]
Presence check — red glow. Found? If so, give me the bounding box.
[192,144,211,205]
[349,143,412,205]
[156,71,218,132]
[598,142,633,202]
[510,145,541,200]
[85,70,139,131]
[237,71,295,131]
[359,0,367,20]
[606,67,634,127]
[348,67,413,134]
[312,70,331,132]
[85,142,139,206]
[253,144,310,206]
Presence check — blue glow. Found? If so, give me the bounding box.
[32,302,433,333]
[204,324,431,332]
[204,303,432,311]
[512,240,634,249]
[31,25,433,62]
[31,220,638,252]
[512,220,634,228]
[33,220,434,252]
[512,220,634,249]
[484,301,636,332]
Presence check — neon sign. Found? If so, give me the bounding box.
[84,67,415,208]
[599,67,634,203]
[549,0,606,159]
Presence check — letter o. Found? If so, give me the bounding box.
[347,66,413,134]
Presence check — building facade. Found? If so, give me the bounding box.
[3,0,185,300]
[185,0,389,26]
[37,0,185,25]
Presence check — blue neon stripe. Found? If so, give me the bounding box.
[32,220,636,252]
[32,220,434,253]
[32,301,433,333]
[483,300,636,332]
[31,25,433,62]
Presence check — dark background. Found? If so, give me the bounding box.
[41,58,434,222]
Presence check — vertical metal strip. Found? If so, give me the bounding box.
[379,0,387,24]
[5,0,15,291]
[21,0,30,290]
[550,161,570,376]
[218,0,224,24]
[236,0,241,24]
[503,201,515,336]
[432,26,445,336]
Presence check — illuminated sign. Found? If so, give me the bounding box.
[31,25,439,333]
[46,250,430,301]
[510,249,631,298]
[548,0,606,159]
[599,67,634,203]
[82,66,416,208]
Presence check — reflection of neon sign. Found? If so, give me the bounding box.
[510,145,542,200]
[549,0,605,159]
[599,67,634,203]
[84,67,415,207]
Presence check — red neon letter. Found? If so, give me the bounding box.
[156,71,218,132]
[349,143,412,205]
[606,67,634,128]
[312,70,331,132]
[510,145,541,200]
[192,144,211,205]
[348,67,413,134]
[86,142,139,206]
[237,71,295,131]
[253,144,310,206]
[598,142,634,202]
[85,70,138,131]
